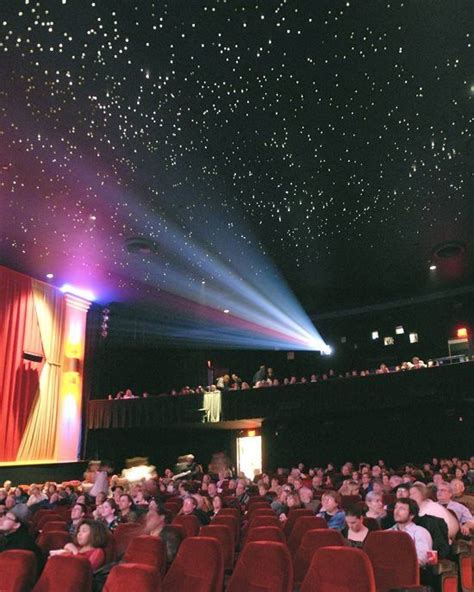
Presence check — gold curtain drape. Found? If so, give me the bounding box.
[16,280,65,461]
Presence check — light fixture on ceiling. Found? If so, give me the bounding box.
[46,273,54,279]
[371,331,379,340]
[395,325,404,335]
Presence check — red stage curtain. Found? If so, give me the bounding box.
[0,267,44,461]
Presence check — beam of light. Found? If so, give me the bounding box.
[60,284,95,302]
[106,191,328,352]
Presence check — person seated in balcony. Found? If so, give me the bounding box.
[391,498,432,566]
[343,505,369,549]
[123,388,135,399]
[317,491,346,531]
[411,356,427,369]
[241,381,250,390]
[376,363,390,374]
[50,519,107,571]
[365,491,394,529]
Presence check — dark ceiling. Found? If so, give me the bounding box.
[1,0,473,315]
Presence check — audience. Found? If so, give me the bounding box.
[0,453,473,589]
[102,353,473,400]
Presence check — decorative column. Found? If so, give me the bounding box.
[55,293,91,461]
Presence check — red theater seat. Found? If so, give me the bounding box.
[32,555,92,592]
[227,541,293,592]
[283,508,314,538]
[104,563,161,592]
[36,513,63,532]
[36,530,71,554]
[112,522,143,558]
[247,508,275,519]
[162,536,224,592]
[212,514,240,546]
[172,514,201,538]
[218,507,241,519]
[244,525,287,546]
[248,515,282,529]
[123,535,166,576]
[41,521,68,533]
[0,550,37,592]
[199,524,235,571]
[293,528,345,585]
[300,546,376,592]
[287,516,327,557]
[363,530,422,592]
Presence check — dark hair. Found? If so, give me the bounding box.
[75,519,108,548]
[395,497,419,518]
[345,505,365,519]
[102,498,118,513]
[74,503,87,515]
[155,505,172,523]
[119,494,134,506]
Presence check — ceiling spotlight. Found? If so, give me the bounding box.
[46,273,54,279]
[371,331,379,340]
[201,280,206,285]
[223,309,230,314]
[395,325,404,335]
[429,264,437,270]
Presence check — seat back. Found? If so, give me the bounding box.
[0,550,37,592]
[218,507,241,519]
[227,541,293,592]
[41,521,68,533]
[162,536,224,592]
[36,530,71,554]
[172,514,201,538]
[244,525,286,546]
[123,535,166,575]
[113,522,143,558]
[199,524,235,570]
[293,528,345,585]
[340,495,362,509]
[283,508,313,537]
[212,514,240,545]
[300,546,376,592]
[288,516,327,556]
[36,514,62,531]
[104,563,161,592]
[248,515,281,529]
[248,508,275,519]
[363,530,419,592]
[32,555,92,592]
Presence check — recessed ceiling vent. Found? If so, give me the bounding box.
[432,241,465,260]
[124,236,157,255]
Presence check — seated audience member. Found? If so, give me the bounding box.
[317,491,346,531]
[391,498,432,566]
[118,494,138,523]
[123,388,135,399]
[69,503,87,536]
[450,478,474,513]
[181,495,210,525]
[13,487,28,505]
[50,519,107,571]
[365,491,394,529]
[0,505,40,558]
[409,484,450,559]
[436,481,474,536]
[234,481,250,508]
[298,486,320,513]
[344,505,369,549]
[98,499,120,532]
[411,356,426,369]
[339,479,360,497]
[27,485,48,509]
[144,506,181,563]
[206,482,218,500]
[61,485,78,506]
[359,473,372,499]
[241,382,250,390]
[279,493,301,522]
[209,495,224,518]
